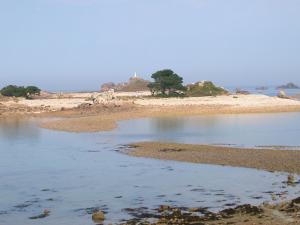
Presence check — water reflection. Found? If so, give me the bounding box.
[150,118,186,132]
[116,112,300,147]
[0,118,41,141]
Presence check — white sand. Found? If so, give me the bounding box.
[2,93,300,112]
[134,94,300,107]
[3,98,93,110]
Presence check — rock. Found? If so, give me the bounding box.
[92,211,105,222]
[188,207,200,212]
[287,174,295,185]
[29,209,50,219]
[277,90,290,99]
[235,89,250,95]
[292,197,300,204]
[159,205,171,212]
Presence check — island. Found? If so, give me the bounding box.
[277,82,299,89]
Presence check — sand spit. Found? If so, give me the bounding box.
[127,142,300,174]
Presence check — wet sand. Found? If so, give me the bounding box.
[127,142,300,174]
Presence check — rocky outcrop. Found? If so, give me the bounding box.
[277,82,299,89]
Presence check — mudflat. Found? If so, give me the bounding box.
[127,142,300,174]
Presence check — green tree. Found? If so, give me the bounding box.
[25,86,41,96]
[148,69,186,96]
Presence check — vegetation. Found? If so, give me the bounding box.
[186,81,228,97]
[0,85,41,99]
[148,69,186,97]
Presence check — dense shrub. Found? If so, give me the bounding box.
[186,81,228,97]
[0,85,41,99]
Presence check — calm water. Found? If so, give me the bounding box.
[1,113,300,225]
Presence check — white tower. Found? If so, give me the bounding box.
[134,72,137,78]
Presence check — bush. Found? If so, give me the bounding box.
[0,85,41,99]
[186,81,228,97]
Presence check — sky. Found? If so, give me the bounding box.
[1,0,300,91]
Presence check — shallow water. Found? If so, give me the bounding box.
[114,112,300,148]
[0,113,300,225]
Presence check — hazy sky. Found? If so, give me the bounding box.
[1,0,300,91]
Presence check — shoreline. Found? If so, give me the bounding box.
[127,142,300,174]
[1,94,300,132]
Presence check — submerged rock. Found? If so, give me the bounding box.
[92,211,105,222]
[29,209,50,219]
